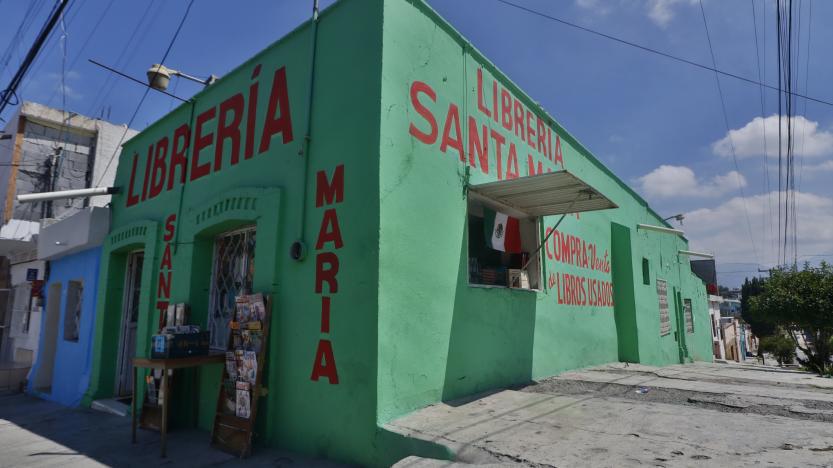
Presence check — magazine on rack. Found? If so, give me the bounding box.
[235,381,251,419]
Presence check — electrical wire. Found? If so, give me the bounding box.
[93,0,196,188]
[492,0,833,108]
[84,0,161,119]
[750,0,775,266]
[698,0,760,266]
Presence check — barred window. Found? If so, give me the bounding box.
[657,279,670,336]
[207,226,256,350]
[684,298,694,334]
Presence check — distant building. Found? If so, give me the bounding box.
[720,298,742,317]
[0,102,136,391]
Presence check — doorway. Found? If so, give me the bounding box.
[32,282,63,393]
[673,288,689,363]
[115,251,143,397]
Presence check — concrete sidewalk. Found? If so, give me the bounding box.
[388,361,833,467]
[0,391,352,468]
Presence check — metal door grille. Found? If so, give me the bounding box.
[684,298,694,334]
[208,226,256,350]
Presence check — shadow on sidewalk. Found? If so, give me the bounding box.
[0,392,351,467]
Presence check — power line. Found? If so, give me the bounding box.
[492,0,833,108]
[93,0,195,188]
[84,0,161,120]
[698,0,760,266]
[751,0,775,265]
[0,0,71,120]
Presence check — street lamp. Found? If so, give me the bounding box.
[146,64,218,92]
[663,213,685,225]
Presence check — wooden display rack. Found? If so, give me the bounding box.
[210,294,271,458]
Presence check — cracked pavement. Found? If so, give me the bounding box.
[389,361,833,467]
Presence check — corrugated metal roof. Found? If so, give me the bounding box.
[469,170,618,216]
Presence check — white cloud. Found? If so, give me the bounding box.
[636,165,746,199]
[56,83,82,100]
[575,0,696,26]
[684,191,833,265]
[575,0,612,15]
[647,0,697,28]
[712,115,833,159]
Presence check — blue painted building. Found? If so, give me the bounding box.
[27,207,108,406]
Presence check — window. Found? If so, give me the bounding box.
[656,279,670,336]
[63,280,83,341]
[642,258,650,285]
[467,196,540,290]
[684,298,694,334]
[208,226,256,350]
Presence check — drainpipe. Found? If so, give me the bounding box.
[290,0,320,262]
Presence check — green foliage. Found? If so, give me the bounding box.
[740,276,775,340]
[759,335,795,366]
[750,262,833,375]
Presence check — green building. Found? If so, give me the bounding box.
[83,0,713,465]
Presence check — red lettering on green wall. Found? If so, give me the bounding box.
[311,165,344,384]
[315,252,339,294]
[409,81,438,144]
[190,107,216,181]
[406,70,568,182]
[310,339,339,384]
[316,209,343,250]
[258,66,294,153]
[440,103,464,162]
[216,93,244,169]
[167,124,189,191]
[315,165,344,207]
[127,153,141,207]
[149,136,169,199]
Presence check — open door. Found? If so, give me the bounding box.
[115,251,143,397]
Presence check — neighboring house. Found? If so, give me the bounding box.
[689,259,724,361]
[721,317,740,362]
[27,207,108,406]
[708,295,725,360]
[0,102,135,391]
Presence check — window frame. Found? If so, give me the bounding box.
[656,278,671,336]
[206,225,257,351]
[466,192,542,293]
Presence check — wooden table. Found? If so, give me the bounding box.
[132,353,225,457]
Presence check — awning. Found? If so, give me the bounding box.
[468,170,618,217]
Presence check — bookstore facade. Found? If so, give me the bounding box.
[83,0,713,465]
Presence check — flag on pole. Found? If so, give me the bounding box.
[483,208,522,253]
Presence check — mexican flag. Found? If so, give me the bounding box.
[483,208,522,253]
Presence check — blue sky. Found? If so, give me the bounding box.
[2,0,831,287]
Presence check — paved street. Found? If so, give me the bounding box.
[3,361,833,467]
[0,392,351,468]
[389,361,833,467]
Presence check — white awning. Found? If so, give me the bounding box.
[468,170,618,217]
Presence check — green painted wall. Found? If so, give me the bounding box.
[83,0,711,465]
[84,1,395,465]
[376,0,711,424]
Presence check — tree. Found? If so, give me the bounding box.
[759,335,795,366]
[741,276,774,364]
[749,262,833,376]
